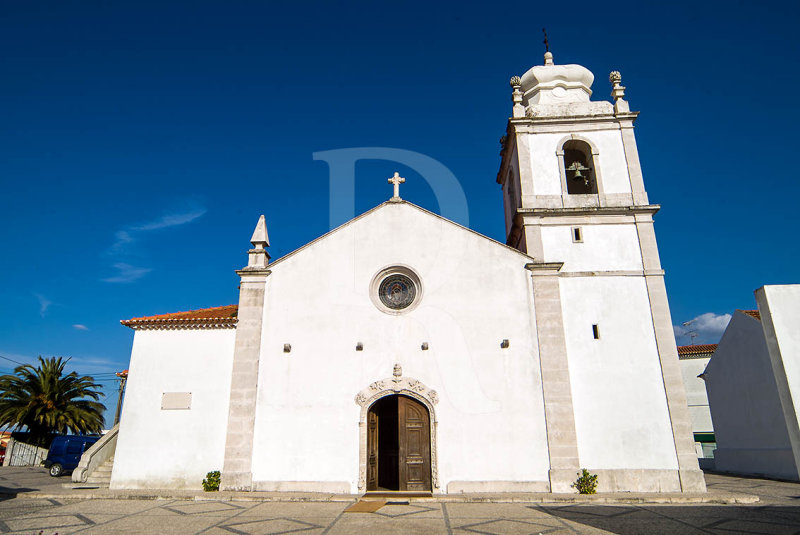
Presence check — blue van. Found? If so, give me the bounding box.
[44,435,100,477]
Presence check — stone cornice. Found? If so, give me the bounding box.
[524,264,664,278]
[508,110,639,128]
[235,268,272,277]
[525,262,564,275]
[557,269,665,277]
[517,204,660,218]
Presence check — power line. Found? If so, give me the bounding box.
[0,355,28,367]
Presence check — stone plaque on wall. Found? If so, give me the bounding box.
[161,392,192,410]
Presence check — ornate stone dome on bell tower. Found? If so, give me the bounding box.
[519,51,594,105]
[510,52,615,118]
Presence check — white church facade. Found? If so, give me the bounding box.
[110,51,705,494]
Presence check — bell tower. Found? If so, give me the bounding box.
[500,51,706,493]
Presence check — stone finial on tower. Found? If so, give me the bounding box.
[510,76,525,118]
[246,215,270,269]
[542,28,554,65]
[609,71,630,114]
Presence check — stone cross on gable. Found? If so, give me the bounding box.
[388,172,405,200]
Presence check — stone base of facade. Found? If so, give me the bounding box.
[220,471,253,491]
[217,470,705,494]
[550,468,704,493]
[252,480,352,493]
[446,481,551,493]
[679,468,708,492]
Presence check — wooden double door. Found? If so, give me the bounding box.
[366,395,431,492]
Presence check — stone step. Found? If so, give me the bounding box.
[85,456,116,487]
[91,467,112,474]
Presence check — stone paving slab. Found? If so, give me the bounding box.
[0,467,760,505]
[15,487,759,505]
[0,473,796,535]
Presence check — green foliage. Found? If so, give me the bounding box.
[571,468,598,494]
[203,470,221,492]
[0,356,106,445]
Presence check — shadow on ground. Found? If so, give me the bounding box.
[539,504,800,534]
[0,488,38,500]
[0,467,63,498]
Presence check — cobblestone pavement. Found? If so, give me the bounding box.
[0,469,797,534]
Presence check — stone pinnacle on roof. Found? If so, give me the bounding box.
[609,70,629,113]
[250,214,270,248]
[246,214,270,270]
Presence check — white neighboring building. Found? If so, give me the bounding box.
[110,51,705,494]
[704,285,800,480]
[677,344,716,462]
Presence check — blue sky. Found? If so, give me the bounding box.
[1,1,798,423]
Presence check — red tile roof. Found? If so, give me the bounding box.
[121,305,238,329]
[677,344,718,359]
[740,309,761,320]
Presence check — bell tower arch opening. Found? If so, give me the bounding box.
[561,139,597,195]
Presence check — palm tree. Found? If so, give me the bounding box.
[0,356,106,443]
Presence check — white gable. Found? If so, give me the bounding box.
[251,201,549,490]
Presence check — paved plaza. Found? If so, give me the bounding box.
[0,469,798,533]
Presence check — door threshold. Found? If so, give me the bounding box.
[363,491,433,498]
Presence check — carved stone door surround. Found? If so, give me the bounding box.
[354,365,439,492]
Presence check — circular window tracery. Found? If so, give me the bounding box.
[378,274,416,310]
[370,266,422,314]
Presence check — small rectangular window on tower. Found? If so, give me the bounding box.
[592,324,600,340]
[572,227,583,243]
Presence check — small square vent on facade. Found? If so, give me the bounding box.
[161,392,192,410]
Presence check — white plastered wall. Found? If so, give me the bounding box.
[704,310,798,480]
[759,284,800,459]
[680,358,713,434]
[111,329,236,489]
[560,276,678,470]
[527,132,564,195]
[249,202,549,492]
[540,224,643,272]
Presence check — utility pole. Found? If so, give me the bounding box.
[113,370,128,426]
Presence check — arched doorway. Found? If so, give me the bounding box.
[366,394,432,492]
